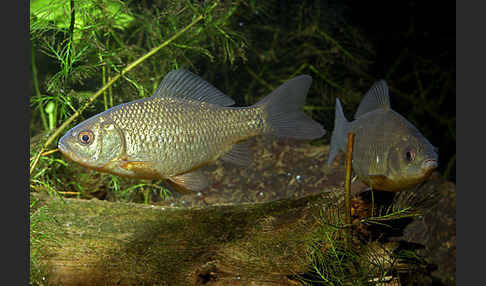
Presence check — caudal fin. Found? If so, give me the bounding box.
[327,98,348,166]
[255,75,326,140]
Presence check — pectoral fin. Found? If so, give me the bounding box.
[363,174,402,192]
[366,174,389,185]
[120,161,147,170]
[169,170,209,192]
[221,141,252,166]
[119,160,161,179]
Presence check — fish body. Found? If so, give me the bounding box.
[327,80,438,191]
[58,69,326,191]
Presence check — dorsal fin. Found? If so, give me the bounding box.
[354,80,390,119]
[152,69,235,106]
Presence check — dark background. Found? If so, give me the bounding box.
[350,0,455,77]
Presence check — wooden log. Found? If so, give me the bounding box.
[34,191,340,286]
[32,138,455,285]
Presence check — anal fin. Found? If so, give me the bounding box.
[169,169,209,192]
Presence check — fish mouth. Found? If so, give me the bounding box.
[58,137,77,162]
[57,141,71,159]
[422,158,438,170]
[58,140,69,156]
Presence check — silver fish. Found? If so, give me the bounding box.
[327,80,438,191]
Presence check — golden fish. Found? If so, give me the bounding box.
[58,69,326,191]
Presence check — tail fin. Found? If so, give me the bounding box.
[255,75,326,140]
[327,98,348,166]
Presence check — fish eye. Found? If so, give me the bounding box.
[78,130,94,145]
[406,149,416,162]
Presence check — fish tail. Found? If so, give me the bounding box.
[327,98,349,166]
[254,75,326,139]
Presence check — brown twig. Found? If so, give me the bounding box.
[58,191,80,195]
[29,149,59,161]
[344,132,355,247]
[41,149,59,156]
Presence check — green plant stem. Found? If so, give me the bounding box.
[31,45,48,131]
[319,30,362,65]
[68,0,75,68]
[245,67,274,91]
[30,6,214,176]
[100,53,107,110]
[109,75,113,107]
[106,39,113,108]
[308,65,344,92]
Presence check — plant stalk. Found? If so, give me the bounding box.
[68,0,75,68]
[344,132,355,248]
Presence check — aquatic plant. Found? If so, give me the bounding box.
[294,189,431,286]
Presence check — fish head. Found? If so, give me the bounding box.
[58,114,124,170]
[384,129,439,191]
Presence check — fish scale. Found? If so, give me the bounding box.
[350,109,391,177]
[108,97,261,176]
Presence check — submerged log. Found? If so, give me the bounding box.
[35,192,333,285]
[33,138,455,285]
